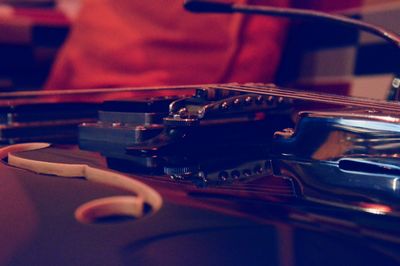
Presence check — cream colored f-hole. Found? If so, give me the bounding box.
[0,143,162,224]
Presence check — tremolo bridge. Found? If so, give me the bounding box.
[77,83,400,214]
[1,83,399,214]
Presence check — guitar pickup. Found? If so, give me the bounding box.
[0,102,98,144]
[78,96,178,166]
[127,86,294,155]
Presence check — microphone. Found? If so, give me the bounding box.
[184,0,400,99]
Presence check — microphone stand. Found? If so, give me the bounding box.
[184,0,400,101]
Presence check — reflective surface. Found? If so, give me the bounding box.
[2,145,400,265]
[272,108,400,210]
[2,84,400,265]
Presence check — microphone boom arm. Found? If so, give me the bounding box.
[184,0,400,99]
[184,0,400,48]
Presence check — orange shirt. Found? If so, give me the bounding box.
[45,0,289,90]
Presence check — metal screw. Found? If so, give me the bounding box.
[255,95,264,105]
[220,101,229,110]
[242,169,252,177]
[254,165,263,174]
[231,170,241,179]
[267,96,274,104]
[178,107,189,118]
[244,96,253,105]
[219,171,229,181]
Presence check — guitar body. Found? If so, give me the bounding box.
[1,83,400,265]
[1,144,400,266]
[1,0,400,261]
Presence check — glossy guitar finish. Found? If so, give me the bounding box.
[1,84,400,265]
[1,0,400,262]
[1,144,400,266]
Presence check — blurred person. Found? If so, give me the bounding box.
[45,0,289,90]
[57,0,81,19]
